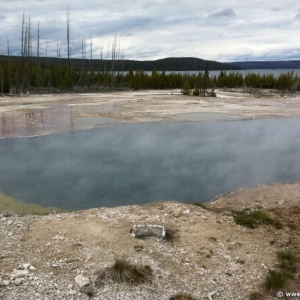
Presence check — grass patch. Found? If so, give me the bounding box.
[233,209,282,229]
[169,292,197,300]
[97,258,153,284]
[277,250,296,265]
[265,271,293,291]
[165,228,178,243]
[249,291,264,300]
[277,250,297,274]
[188,201,207,209]
[264,250,298,294]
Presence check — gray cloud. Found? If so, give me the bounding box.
[0,0,300,61]
[295,11,300,19]
[208,8,236,18]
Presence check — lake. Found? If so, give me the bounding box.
[145,69,300,78]
[1,119,300,210]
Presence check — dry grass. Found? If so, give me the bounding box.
[249,291,264,300]
[164,227,178,243]
[169,292,197,300]
[96,258,153,285]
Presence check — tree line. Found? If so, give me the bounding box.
[0,59,299,94]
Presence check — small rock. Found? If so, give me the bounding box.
[131,224,166,239]
[134,245,144,252]
[183,209,190,214]
[14,278,24,285]
[201,215,208,220]
[56,215,61,218]
[17,264,25,270]
[29,265,36,271]
[2,280,11,286]
[7,220,13,225]
[10,269,29,279]
[75,274,90,288]
[69,289,77,295]
[80,285,95,298]
[23,263,31,269]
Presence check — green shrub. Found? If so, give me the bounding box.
[209,90,217,97]
[182,81,191,95]
[192,88,200,96]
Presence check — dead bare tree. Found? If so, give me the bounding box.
[21,11,25,57]
[36,21,40,92]
[0,41,3,95]
[45,37,51,92]
[66,6,72,87]
[27,15,32,57]
[66,7,70,62]
[56,40,61,88]
[90,36,93,60]
[7,37,12,93]
[111,33,117,87]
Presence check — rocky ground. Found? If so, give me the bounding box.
[0,183,299,300]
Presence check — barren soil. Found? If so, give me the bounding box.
[0,184,299,299]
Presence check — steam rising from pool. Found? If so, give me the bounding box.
[0,119,300,210]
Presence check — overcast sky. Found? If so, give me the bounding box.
[1,0,300,62]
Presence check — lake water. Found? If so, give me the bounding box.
[1,119,300,210]
[147,69,300,78]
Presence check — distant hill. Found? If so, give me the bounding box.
[122,57,240,71]
[0,55,239,71]
[230,60,300,69]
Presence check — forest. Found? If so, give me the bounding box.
[0,57,299,94]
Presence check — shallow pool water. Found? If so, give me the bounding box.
[0,119,300,210]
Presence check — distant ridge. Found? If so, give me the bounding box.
[122,57,240,71]
[230,60,300,69]
[0,55,239,71]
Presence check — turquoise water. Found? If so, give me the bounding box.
[0,119,300,210]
